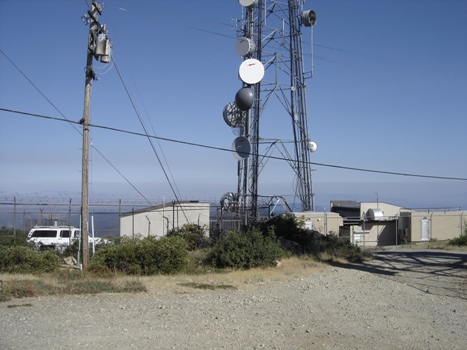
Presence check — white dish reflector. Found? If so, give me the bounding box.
[239,58,264,85]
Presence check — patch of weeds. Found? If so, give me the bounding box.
[449,234,467,247]
[0,275,147,302]
[65,280,119,294]
[178,282,237,291]
[244,275,267,284]
[0,279,53,301]
[121,279,147,293]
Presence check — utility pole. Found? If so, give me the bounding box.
[80,1,111,269]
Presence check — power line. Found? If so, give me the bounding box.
[2,107,466,182]
[0,49,155,208]
[108,31,183,203]
[111,57,190,223]
[2,44,189,223]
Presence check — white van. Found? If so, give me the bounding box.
[27,226,103,250]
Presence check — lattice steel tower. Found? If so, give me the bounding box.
[222,0,317,221]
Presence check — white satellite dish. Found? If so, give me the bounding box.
[239,0,257,8]
[232,136,251,160]
[236,37,256,57]
[239,58,264,85]
[308,141,318,152]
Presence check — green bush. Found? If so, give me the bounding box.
[0,246,61,273]
[311,234,364,262]
[167,224,211,251]
[62,239,80,257]
[89,236,189,275]
[448,224,467,246]
[206,228,284,269]
[259,213,313,248]
[449,235,467,246]
[0,226,29,246]
[258,214,365,261]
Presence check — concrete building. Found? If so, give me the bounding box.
[331,200,466,248]
[399,209,466,243]
[293,211,343,236]
[120,201,210,238]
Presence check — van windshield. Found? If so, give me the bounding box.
[30,230,56,238]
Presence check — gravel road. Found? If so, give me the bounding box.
[1,249,466,350]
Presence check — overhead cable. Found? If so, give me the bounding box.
[2,107,466,182]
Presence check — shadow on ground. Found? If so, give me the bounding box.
[329,250,467,300]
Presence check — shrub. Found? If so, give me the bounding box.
[448,224,467,246]
[62,239,80,257]
[88,236,189,275]
[312,233,365,262]
[167,224,211,251]
[259,213,314,248]
[258,214,365,261]
[259,214,305,247]
[0,246,61,273]
[206,228,284,269]
[0,227,29,247]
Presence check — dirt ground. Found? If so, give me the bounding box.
[333,248,467,299]
[1,248,466,350]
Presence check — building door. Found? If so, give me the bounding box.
[420,219,430,241]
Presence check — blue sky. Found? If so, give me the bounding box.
[1,0,466,211]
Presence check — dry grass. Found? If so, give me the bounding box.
[0,270,146,302]
[396,240,467,251]
[139,257,329,293]
[0,257,329,301]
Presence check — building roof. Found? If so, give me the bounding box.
[121,200,208,217]
[330,200,361,209]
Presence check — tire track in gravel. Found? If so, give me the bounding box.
[332,249,467,300]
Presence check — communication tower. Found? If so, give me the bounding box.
[222,0,317,222]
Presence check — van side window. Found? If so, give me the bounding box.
[60,230,71,238]
[31,230,56,238]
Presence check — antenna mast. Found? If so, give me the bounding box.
[222,0,317,223]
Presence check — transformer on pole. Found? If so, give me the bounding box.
[222,0,317,223]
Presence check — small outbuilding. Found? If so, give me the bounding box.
[331,200,466,247]
[120,201,210,238]
[293,211,343,236]
[399,209,466,243]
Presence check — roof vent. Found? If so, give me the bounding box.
[366,208,385,221]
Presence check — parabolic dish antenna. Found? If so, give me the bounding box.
[308,141,318,152]
[301,10,317,27]
[235,87,254,111]
[239,58,264,85]
[223,102,244,128]
[236,37,256,57]
[232,136,251,160]
[239,0,257,8]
